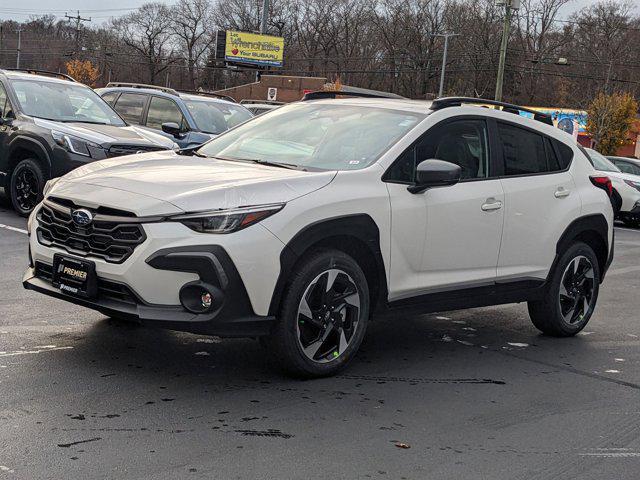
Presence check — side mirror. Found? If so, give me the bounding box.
[161,122,184,138]
[408,159,461,194]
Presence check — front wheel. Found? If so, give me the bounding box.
[265,249,370,378]
[528,242,600,337]
[9,158,45,217]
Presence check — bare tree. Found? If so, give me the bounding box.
[171,0,214,88]
[111,2,175,84]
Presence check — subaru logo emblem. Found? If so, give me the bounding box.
[71,208,93,226]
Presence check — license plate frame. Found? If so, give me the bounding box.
[52,254,97,299]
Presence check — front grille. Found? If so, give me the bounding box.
[36,203,146,264]
[107,145,166,157]
[35,262,138,305]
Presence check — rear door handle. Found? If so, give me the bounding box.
[555,187,571,198]
[481,199,503,211]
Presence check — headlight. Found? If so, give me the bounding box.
[172,204,284,234]
[42,177,61,197]
[624,179,640,192]
[27,206,38,235]
[52,130,99,157]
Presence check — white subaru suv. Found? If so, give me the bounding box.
[24,95,614,377]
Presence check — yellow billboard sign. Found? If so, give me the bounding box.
[224,30,284,67]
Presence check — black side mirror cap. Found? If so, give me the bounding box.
[161,122,184,138]
[408,159,462,194]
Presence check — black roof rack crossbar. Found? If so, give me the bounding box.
[302,90,401,101]
[177,89,237,103]
[430,97,554,126]
[106,82,179,96]
[4,68,76,82]
[240,99,284,106]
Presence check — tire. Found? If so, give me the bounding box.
[9,158,45,217]
[264,249,370,378]
[528,242,600,337]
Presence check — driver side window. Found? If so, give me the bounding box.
[0,83,11,118]
[385,118,489,183]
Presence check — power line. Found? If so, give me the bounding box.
[64,11,91,53]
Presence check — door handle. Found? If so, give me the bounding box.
[554,187,571,198]
[481,199,503,211]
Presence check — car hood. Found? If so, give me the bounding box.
[50,150,337,214]
[33,118,176,149]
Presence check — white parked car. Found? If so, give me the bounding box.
[24,95,614,377]
[584,148,640,227]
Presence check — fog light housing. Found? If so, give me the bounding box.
[179,282,222,314]
[201,292,212,309]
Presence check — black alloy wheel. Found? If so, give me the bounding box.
[10,159,45,216]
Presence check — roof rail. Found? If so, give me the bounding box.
[177,89,237,103]
[431,97,554,126]
[106,82,179,96]
[4,68,76,82]
[302,90,402,101]
[240,99,284,106]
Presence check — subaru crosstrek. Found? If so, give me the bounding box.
[23,95,615,377]
[0,69,176,216]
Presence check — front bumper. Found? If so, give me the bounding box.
[23,244,276,337]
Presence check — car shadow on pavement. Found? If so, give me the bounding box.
[54,304,600,388]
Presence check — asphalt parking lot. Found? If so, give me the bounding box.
[1,196,639,480]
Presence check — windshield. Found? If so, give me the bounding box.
[184,99,252,134]
[11,79,125,126]
[197,103,424,170]
[586,148,621,173]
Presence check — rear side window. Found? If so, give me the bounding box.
[113,93,147,124]
[498,123,569,176]
[498,123,547,175]
[553,140,573,169]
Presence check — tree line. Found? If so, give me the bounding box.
[0,0,638,108]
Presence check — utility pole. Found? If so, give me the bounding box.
[431,33,459,98]
[256,0,269,82]
[15,27,22,69]
[494,0,519,101]
[64,11,91,56]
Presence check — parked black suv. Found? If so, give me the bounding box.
[0,69,176,216]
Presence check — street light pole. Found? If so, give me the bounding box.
[15,28,23,69]
[495,0,519,101]
[256,0,269,82]
[432,33,458,98]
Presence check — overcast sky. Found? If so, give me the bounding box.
[0,0,636,24]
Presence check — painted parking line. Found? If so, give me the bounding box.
[0,223,27,235]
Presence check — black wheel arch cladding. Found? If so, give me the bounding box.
[553,214,610,282]
[269,214,387,316]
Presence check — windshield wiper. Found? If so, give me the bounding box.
[59,120,110,125]
[213,156,301,170]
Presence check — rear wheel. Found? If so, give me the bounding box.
[265,249,370,378]
[528,242,600,336]
[9,158,45,217]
